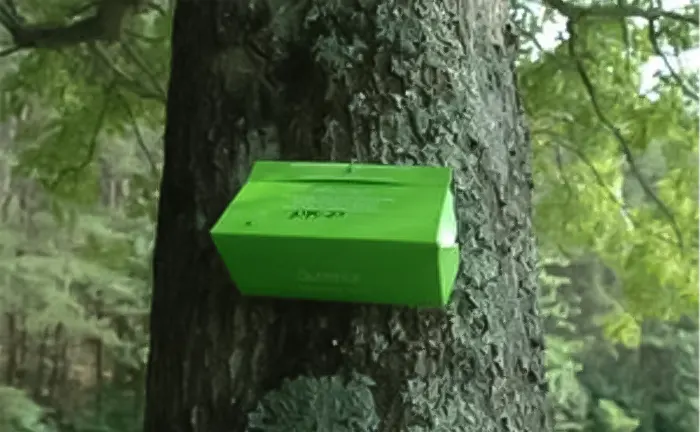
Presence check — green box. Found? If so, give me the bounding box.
[210,161,460,307]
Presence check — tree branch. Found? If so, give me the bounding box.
[0,0,142,55]
[531,128,687,249]
[120,41,166,98]
[565,19,685,250]
[50,82,115,190]
[542,0,699,26]
[115,90,158,176]
[89,42,166,103]
[647,18,699,102]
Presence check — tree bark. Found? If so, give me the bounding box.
[145,0,550,431]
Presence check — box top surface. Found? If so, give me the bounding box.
[247,161,452,186]
[211,161,456,244]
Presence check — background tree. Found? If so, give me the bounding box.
[513,0,698,430]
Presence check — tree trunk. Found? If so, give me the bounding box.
[4,312,17,386]
[32,326,50,401]
[144,0,550,431]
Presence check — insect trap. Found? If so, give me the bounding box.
[210,161,460,307]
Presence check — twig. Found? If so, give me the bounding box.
[115,91,158,176]
[50,83,115,189]
[565,19,684,250]
[534,128,680,247]
[647,18,698,102]
[554,143,575,205]
[543,0,699,26]
[534,128,630,222]
[0,45,20,57]
[119,41,166,99]
[123,28,167,43]
[616,0,633,74]
[89,42,166,103]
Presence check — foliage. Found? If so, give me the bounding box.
[540,256,699,432]
[0,1,166,430]
[538,261,592,432]
[0,385,49,432]
[515,2,698,431]
[65,383,143,432]
[519,11,698,325]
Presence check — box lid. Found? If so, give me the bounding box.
[211,161,456,245]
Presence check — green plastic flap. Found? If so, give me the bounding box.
[210,161,460,307]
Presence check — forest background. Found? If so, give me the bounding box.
[0,0,697,431]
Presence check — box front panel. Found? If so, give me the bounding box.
[221,235,443,306]
[218,180,441,244]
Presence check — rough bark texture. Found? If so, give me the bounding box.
[145,0,550,431]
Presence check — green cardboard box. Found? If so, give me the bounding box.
[210,161,460,307]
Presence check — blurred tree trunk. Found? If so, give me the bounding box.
[4,313,17,385]
[144,0,550,431]
[32,327,50,400]
[47,323,65,402]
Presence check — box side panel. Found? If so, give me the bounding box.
[210,198,240,237]
[436,189,457,247]
[438,246,460,305]
[216,235,444,307]
[434,188,459,305]
[210,231,244,290]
